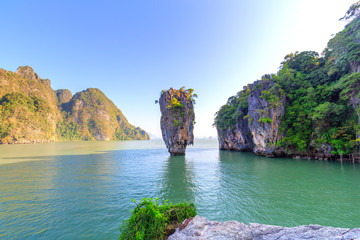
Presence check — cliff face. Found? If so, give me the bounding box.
[63,88,149,141]
[55,89,72,105]
[159,88,195,155]
[0,66,60,143]
[247,80,286,156]
[217,80,285,157]
[217,108,253,152]
[0,66,149,143]
[215,15,360,161]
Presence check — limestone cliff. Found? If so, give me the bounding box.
[0,66,149,143]
[159,88,196,155]
[217,80,285,157]
[215,14,360,162]
[0,66,60,143]
[247,80,286,157]
[55,89,72,105]
[217,108,253,152]
[62,88,149,141]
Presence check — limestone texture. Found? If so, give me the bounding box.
[247,80,286,157]
[159,88,195,155]
[217,80,285,157]
[217,79,336,159]
[55,89,73,105]
[217,108,254,152]
[215,15,360,162]
[169,215,360,240]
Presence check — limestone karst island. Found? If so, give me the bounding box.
[0,66,149,144]
[158,87,196,155]
[214,13,360,163]
[1,1,360,240]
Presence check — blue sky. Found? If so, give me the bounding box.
[0,0,356,138]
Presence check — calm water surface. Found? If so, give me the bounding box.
[0,139,359,239]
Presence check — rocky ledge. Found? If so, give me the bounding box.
[169,216,360,240]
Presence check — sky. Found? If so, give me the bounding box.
[0,0,356,138]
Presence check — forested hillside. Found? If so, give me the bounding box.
[214,3,360,161]
[0,66,149,143]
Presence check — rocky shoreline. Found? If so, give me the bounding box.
[169,216,360,240]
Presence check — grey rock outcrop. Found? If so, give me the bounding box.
[169,215,360,240]
[217,79,285,157]
[159,88,195,155]
[55,89,72,105]
[247,80,286,157]
[217,108,254,152]
[15,66,40,80]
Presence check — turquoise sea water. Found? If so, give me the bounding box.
[0,139,359,239]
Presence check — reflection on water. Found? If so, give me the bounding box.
[159,155,195,202]
[0,139,168,165]
[0,140,359,239]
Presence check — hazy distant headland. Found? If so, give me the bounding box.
[0,66,149,144]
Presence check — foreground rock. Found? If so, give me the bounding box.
[169,216,360,240]
[159,88,196,155]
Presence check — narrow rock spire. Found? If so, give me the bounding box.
[159,87,196,155]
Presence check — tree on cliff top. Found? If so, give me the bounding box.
[340,1,360,21]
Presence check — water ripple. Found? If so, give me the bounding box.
[0,140,359,239]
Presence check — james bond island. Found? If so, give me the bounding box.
[158,87,197,155]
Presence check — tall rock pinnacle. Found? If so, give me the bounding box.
[159,87,196,155]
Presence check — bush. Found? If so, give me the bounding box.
[119,198,196,240]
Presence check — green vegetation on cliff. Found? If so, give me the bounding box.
[0,66,149,143]
[0,93,53,143]
[157,87,197,127]
[0,66,60,143]
[215,3,360,159]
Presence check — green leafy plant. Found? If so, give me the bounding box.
[167,97,184,110]
[258,117,273,123]
[119,198,196,240]
[172,119,181,126]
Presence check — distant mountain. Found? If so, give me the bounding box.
[0,66,149,144]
